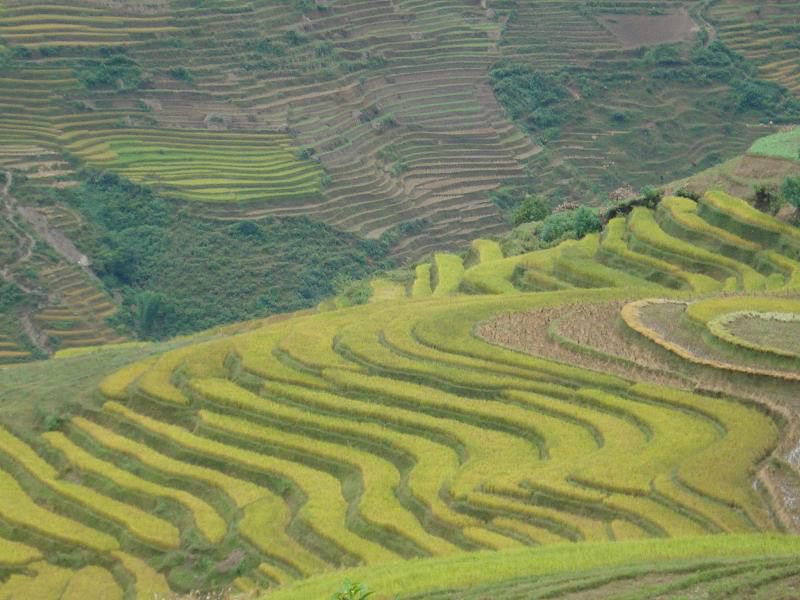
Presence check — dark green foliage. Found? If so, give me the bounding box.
[0,282,24,312]
[74,52,143,90]
[538,206,601,244]
[573,205,601,237]
[643,44,682,66]
[753,184,780,214]
[782,176,800,210]
[134,291,175,338]
[48,171,392,339]
[0,43,14,70]
[489,63,568,133]
[284,30,307,46]
[648,39,800,121]
[538,211,576,244]
[169,66,193,81]
[512,194,550,225]
[675,187,701,202]
[641,185,663,205]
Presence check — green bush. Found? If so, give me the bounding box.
[0,282,24,312]
[574,206,602,237]
[782,176,800,210]
[512,194,550,225]
[539,206,601,244]
[489,62,568,132]
[169,66,193,81]
[753,184,780,214]
[75,52,143,90]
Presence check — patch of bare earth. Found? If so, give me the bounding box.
[598,8,699,50]
[477,302,800,408]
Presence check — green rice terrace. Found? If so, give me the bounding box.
[4,186,800,598]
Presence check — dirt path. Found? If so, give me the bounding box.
[16,204,92,273]
[1,170,50,354]
[0,171,37,293]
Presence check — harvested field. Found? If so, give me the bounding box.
[598,9,699,49]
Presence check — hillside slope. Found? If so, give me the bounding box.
[2,188,800,597]
[1,0,799,362]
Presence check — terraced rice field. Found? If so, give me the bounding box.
[710,0,800,96]
[4,0,785,258]
[405,191,800,300]
[268,537,800,599]
[0,0,535,256]
[2,190,800,597]
[495,0,772,204]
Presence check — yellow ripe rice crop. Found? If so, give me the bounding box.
[660,196,761,252]
[198,407,457,556]
[628,207,765,291]
[112,552,171,600]
[412,263,433,298]
[61,566,122,600]
[0,426,180,549]
[103,401,399,565]
[462,254,523,294]
[0,536,41,566]
[701,191,800,244]
[686,295,800,326]
[432,253,464,296]
[99,357,156,400]
[265,535,800,600]
[0,467,118,552]
[471,239,504,263]
[621,299,800,382]
[0,561,74,599]
[43,432,228,544]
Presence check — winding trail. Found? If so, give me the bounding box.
[1,170,49,353]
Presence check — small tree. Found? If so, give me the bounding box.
[782,176,800,212]
[332,580,373,600]
[573,205,601,237]
[640,185,663,207]
[752,183,779,214]
[512,194,550,225]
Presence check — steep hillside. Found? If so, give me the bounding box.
[490,1,799,202]
[1,1,799,361]
[2,189,800,597]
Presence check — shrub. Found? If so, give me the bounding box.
[134,291,175,339]
[169,66,193,81]
[753,184,780,214]
[641,185,663,205]
[573,206,602,237]
[0,282,24,311]
[675,187,701,201]
[490,185,525,211]
[284,30,307,46]
[75,53,143,90]
[489,62,568,132]
[512,194,550,225]
[782,176,800,210]
[539,206,600,243]
[643,44,683,67]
